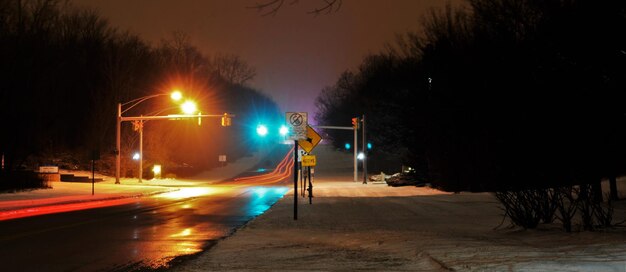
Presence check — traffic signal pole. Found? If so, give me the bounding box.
[115,113,234,184]
[354,122,358,182]
[362,114,367,184]
[310,125,357,182]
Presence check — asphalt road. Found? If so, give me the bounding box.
[0,184,288,271]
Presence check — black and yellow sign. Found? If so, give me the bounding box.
[297,125,322,153]
[301,155,317,167]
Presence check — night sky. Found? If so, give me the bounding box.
[73,0,458,120]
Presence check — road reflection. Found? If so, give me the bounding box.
[247,187,289,217]
[0,184,289,272]
[125,185,288,271]
[156,187,232,199]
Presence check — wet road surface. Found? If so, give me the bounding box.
[0,185,288,271]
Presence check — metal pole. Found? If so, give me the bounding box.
[362,114,367,184]
[308,166,313,204]
[354,122,358,182]
[115,103,121,184]
[138,119,143,183]
[293,140,298,220]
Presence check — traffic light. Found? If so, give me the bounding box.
[279,125,289,136]
[221,113,231,127]
[256,124,268,136]
[344,143,351,150]
[351,117,359,129]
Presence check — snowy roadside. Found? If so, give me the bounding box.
[174,180,626,271]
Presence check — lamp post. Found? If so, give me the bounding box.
[116,103,122,184]
[115,91,183,184]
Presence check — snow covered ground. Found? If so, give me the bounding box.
[174,180,626,271]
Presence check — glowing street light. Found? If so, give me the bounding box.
[170,90,182,101]
[181,100,197,114]
[132,152,140,160]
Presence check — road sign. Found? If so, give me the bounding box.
[297,149,306,162]
[286,112,307,140]
[298,125,322,153]
[301,155,316,167]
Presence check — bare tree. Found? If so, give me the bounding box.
[156,31,210,77]
[208,53,256,85]
[248,0,342,16]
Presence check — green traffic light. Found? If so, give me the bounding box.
[256,124,268,136]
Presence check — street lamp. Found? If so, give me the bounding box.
[116,91,184,184]
[171,90,182,101]
[181,100,197,114]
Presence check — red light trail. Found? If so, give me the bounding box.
[0,197,139,221]
[232,146,295,185]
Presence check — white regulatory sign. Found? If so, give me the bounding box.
[286,112,307,140]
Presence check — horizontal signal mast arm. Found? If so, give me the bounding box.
[312,125,353,130]
[121,114,235,122]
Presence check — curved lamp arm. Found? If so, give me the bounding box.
[121,93,169,114]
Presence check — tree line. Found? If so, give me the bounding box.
[316,0,626,195]
[0,0,281,177]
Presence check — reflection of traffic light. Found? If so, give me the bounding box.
[351,117,359,129]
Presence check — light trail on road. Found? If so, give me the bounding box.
[0,147,295,222]
[232,146,295,185]
[0,196,141,221]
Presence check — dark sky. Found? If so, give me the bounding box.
[73,0,458,120]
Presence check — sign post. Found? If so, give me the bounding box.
[286,112,307,220]
[293,141,298,220]
[302,155,316,204]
